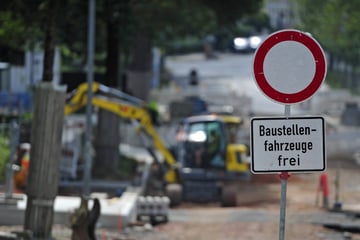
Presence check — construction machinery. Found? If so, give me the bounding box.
[64,82,250,206]
[169,114,250,206]
[64,82,178,185]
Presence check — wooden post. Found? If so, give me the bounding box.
[24,83,67,239]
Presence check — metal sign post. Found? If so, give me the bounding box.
[279,104,290,240]
[251,29,327,240]
[279,171,289,240]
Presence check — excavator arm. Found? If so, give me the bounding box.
[64,82,178,183]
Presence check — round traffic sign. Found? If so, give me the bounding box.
[253,29,327,104]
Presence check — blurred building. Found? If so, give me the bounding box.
[263,0,298,30]
[0,45,61,113]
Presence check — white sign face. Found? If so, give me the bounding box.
[251,116,325,173]
[253,29,327,104]
[263,41,315,94]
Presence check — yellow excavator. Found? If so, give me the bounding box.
[64,82,178,184]
[64,82,250,206]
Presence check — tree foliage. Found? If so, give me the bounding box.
[295,0,360,65]
[0,1,46,49]
[203,0,262,26]
[0,0,264,71]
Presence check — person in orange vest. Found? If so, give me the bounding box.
[13,143,31,191]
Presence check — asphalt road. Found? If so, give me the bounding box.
[165,52,303,115]
[161,52,360,157]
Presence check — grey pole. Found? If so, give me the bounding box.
[83,0,95,196]
[5,121,19,199]
[279,104,291,240]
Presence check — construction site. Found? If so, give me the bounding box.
[0,52,360,240]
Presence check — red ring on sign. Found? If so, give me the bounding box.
[253,29,327,104]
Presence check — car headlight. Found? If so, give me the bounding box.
[249,36,261,49]
[233,38,248,49]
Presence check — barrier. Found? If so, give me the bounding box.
[317,173,329,209]
[136,196,170,225]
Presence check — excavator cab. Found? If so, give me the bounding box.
[176,115,249,171]
[171,115,250,206]
[181,119,226,169]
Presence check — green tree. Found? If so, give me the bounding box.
[295,0,360,89]
[0,0,46,62]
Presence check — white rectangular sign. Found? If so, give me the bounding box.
[251,116,326,173]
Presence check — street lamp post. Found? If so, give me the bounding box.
[83,0,96,196]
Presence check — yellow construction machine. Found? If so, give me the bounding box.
[64,82,250,206]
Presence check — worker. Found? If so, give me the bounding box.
[148,100,160,126]
[194,143,205,168]
[189,69,199,86]
[13,143,31,191]
[203,35,216,59]
[208,130,220,156]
